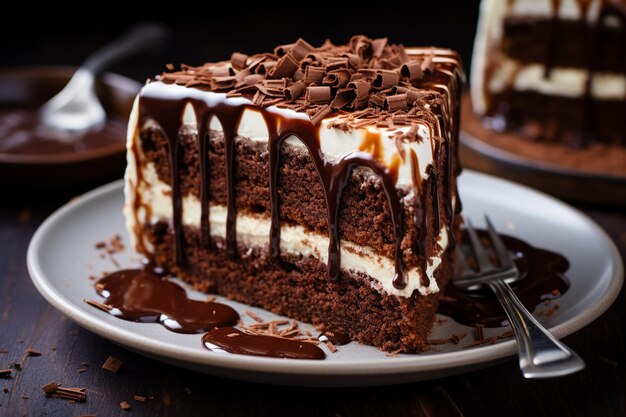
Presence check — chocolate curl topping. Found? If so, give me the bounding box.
[347,80,371,109]
[401,61,424,81]
[211,76,236,91]
[350,35,372,59]
[285,80,305,101]
[291,38,315,60]
[269,53,299,79]
[159,35,455,132]
[231,52,249,71]
[373,70,400,90]
[306,86,332,104]
[331,88,355,109]
[243,73,265,86]
[304,66,326,85]
[274,43,294,57]
[385,94,408,111]
[371,38,388,58]
[323,69,351,88]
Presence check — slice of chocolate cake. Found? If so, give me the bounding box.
[124,36,464,352]
[471,0,626,148]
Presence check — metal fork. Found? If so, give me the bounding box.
[455,216,585,378]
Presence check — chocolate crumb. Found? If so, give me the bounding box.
[0,349,7,354]
[463,336,498,349]
[245,310,263,323]
[84,299,112,312]
[3,388,8,393]
[428,338,450,345]
[101,356,123,374]
[120,400,131,410]
[474,324,484,341]
[0,370,11,378]
[26,348,41,356]
[385,349,402,357]
[95,241,106,249]
[165,63,175,71]
[184,387,192,395]
[598,356,618,368]
[42,382,59,395]
[80,362,90,367]
[324,340,337,353]
[22,395,29,400]
[78,368,87,373]
[134,395,147,402]
[451,332,467,345]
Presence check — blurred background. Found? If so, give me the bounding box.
[0,3,480,82]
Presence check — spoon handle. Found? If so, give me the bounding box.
[82,22,169,74]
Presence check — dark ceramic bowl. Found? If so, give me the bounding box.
[0,66,141,188]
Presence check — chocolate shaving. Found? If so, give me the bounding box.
[385,94,408,111]
[230,52,249,71]
[120,400,131,410]
[310,105,332,125]
[42,382,58,395]
[474,324,484,341]
[304,65,326,85]
[84,299,112,312]
[134,395,147,402]
[401,60,424,81]
[0,370,10,378]
[42,383,86,402]
[285,80,305,101]
[373,70,400,90]
[306,86,331,104]
[101,356,122,374]
[245,310,263,323]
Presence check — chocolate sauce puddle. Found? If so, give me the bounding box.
[319,330,351,345]
[92,269,239,333]
[0,107,126,155]
[203,327,325,360]
[439,231,570,327]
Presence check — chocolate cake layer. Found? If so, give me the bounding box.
[502,18,626,72]
[485,91,626,145]
[139,126,450,268]
[145,223,455,352]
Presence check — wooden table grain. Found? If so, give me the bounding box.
[1,184,624,417]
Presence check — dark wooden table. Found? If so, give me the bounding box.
[1,182,624,417]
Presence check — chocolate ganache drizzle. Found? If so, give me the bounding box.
[135,36,464,290]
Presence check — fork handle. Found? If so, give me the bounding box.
[487,279,585,378]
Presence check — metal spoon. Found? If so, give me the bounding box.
[40,22,168,134]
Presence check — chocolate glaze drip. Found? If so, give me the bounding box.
[92,269,239,333]
[203,327,325,360]
[439,231,570,327]
[136,45,463,291]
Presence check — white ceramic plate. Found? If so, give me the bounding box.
[27,170,623,386]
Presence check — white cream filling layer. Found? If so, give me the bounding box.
[471,0,625,114]
[127,161,446,298]
[487,58,626,99]
[142,82,437,188]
